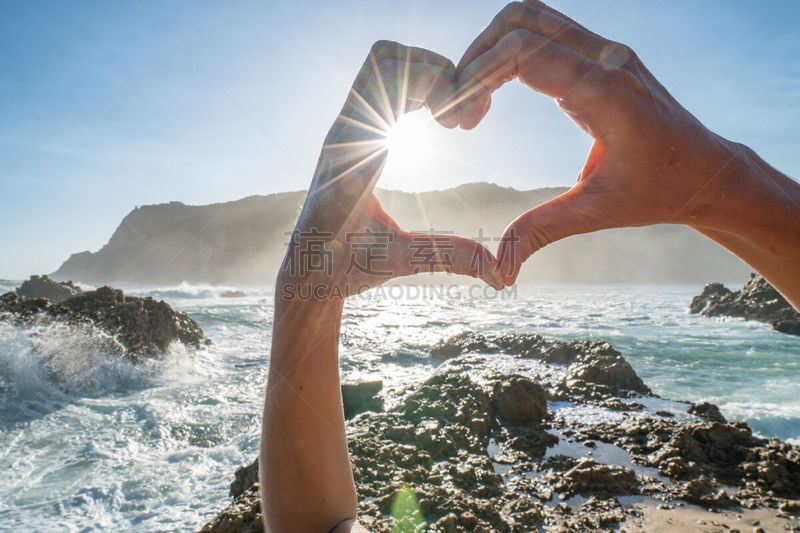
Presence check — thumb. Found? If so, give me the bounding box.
[496,186,597,285]
[393,232,506,290]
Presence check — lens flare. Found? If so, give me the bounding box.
[384,111,432,184]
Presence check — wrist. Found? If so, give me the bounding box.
[685,140,800,246]
[269,279,344,373]
[673,135,746,227]
[275,278,345,319]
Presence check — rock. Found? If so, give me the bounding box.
[334,368,511,531]
[341,380,384,419]
[230,459,259,499]
[780,500,800,515]
[689,282,733,314]
[679,475,735,507]
[689,273,800,336]
[651,422,763,484]
[16,275,82,304]
[602,398,644,411]
[561,343,650,398]
[0,284,209,361]
[200,484,263,533]
[430,331,577,363]
[491,377,548,425]
[689,401,727,424]
[430,332,651,402]
[774,320,800,335]
[203,333,800,533]
[221,290,246,298]
[551,458,638,498]
[430,331,497,360]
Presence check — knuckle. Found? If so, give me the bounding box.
[370,40,399,58]
[599,41,637,69]
[504,28,532,52]
[501,1,528,23]
[602,66,646,97]
[375,57,398,72]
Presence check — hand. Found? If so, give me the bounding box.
[264,42,506,533]
[455,0,743,284]
[280,41,504,301]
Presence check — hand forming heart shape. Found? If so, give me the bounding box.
[264,4,800,531]
[282,40,507,297]
[281,0,747,299]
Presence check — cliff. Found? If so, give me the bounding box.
[53,183,751,285]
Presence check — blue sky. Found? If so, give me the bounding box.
[1,0,799,279]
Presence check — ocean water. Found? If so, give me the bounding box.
[0,280,798,532]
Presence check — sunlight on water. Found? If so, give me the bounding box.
[0,280,798,530]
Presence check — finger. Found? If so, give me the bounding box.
[422,65,460,129]
[350,41,459,128]
[496,186,597,285]
[315,43,459,204]
[354,40,455,95]
[321,59,458,193]
[392,232,505,290]
[372,60,458,127]
[456,2,610,72]
[338,59,459,141]
[458,28,601,129]
[458,86,491,131]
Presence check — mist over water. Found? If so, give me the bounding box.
[1,280,798,531]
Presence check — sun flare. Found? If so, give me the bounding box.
[384,111,431,174]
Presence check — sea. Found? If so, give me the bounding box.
[0,280,798,532]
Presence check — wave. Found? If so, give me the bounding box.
[720,400,800,442]
[0,320,199,409]
[96,281,273,302]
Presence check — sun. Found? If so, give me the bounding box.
[382,111,433,187]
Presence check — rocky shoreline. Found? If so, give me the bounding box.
[201,332,800,533]
[690,273,800,336]
[0,275,209,362]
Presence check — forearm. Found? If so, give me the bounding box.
[260,289,355,533]
[686,143,800,309]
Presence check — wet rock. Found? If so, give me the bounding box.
[16,275,82,304]
[679,475,735,507]
[491,377,548,425]
[204,334,800,533]
[602,398,644,411]
[652,422,763,484]
[780,500,800,515]
[1,284,209,361]
[430,331,498,360]
[0,291,49,318]
[740,439,800,497]
[775,320,800,335]
[201,484,263,533]
[220,290,246,298]
[230,459,259,499]
[430,331,579,364]
[550,497,629,531]
[431,332,651,402]
[550,458,638,498]
[689,282,733,314]
[498,499,545,530]
[341,380,384,419]
[561,343,650,398]
[690,273,800,336]
[689,401,727,424]
[348,369,512,530]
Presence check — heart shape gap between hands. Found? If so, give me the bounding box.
[284,0,751,299]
